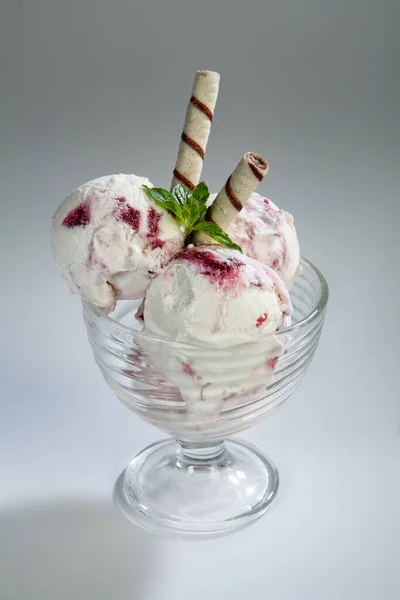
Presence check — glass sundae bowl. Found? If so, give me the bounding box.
[83,258,328,539]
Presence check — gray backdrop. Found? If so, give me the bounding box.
[1,0,399,599]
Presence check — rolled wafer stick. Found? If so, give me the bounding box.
[171,70,220,191]
[194,152,269,245]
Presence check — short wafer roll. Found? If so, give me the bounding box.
[194,152,269,244]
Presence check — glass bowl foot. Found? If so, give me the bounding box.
[114,438,279,540]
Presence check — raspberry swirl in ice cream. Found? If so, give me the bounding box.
[52,173,185,312]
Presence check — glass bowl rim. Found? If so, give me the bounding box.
[82,256,328,346]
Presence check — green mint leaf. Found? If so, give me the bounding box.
[170,183,208,232]
[186,200,205,229]
[191,181,209,225]
[179,181,208,228]
[192,221,242,252]
[143,185,183,222]
[171,184,190,206]
[181,201,193,226]
[194,202,207,225]
[191,181,210,207]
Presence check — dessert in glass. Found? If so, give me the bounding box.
[52,70,328,538]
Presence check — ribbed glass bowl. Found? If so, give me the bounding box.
[83,257,328,539]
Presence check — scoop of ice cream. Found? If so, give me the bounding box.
[52,173,185,312]
[143,245,291,343]
[222,192,301,289]
[140,245,292,416]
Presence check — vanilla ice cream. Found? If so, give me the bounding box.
[141,245,292,416]
[226,192,301,289]
[52,173,185,312]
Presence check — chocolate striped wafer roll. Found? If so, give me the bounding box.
[194,152,269,245]
[171,70,220,191]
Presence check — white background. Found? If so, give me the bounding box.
[1,0,399,598]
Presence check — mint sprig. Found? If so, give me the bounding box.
[192,221,242,252]
[143,182,242,252]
